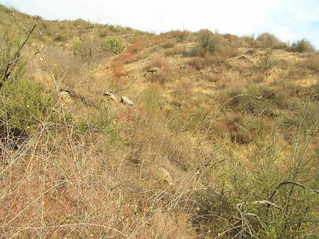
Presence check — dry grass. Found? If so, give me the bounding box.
[300,53,319,72]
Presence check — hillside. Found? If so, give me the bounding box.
[1,5,319,238]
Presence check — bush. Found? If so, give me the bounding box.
[257,33,286,49]
[192,123,319,238]
[102,38,125,54]
[0,23,59,133]
[290,39,316,53]
[222,85,288,117]
[185,30,237,58]
[0,78,57,132]
[189,30,220,57]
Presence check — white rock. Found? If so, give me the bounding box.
[120,96,134,106]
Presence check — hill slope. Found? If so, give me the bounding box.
[1,5,319,238]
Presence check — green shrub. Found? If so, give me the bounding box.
[102,38,124,54]
[0,78,57,132]
[192,124,319,238]
[290,39,316,53]
[0,23,59,133]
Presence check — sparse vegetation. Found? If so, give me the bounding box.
[0,4,319,238]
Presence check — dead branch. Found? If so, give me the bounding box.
[1,24,37,86]
[269,180,319,202]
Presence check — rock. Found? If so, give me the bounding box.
[59,89,73,106]
[103,91,118,102]
[245,49,255,55]
[120,96,134,106]
[158,167,174,185]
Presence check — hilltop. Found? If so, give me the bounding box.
[1,5,319,238]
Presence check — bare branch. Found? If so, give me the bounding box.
[269,180,319,202]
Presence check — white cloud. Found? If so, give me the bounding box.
[2,0,319,48]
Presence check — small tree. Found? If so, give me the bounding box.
[291,39,316,53]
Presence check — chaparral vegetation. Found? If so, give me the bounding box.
[0,4,319,238]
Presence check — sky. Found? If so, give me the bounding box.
[2,0,319,48]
